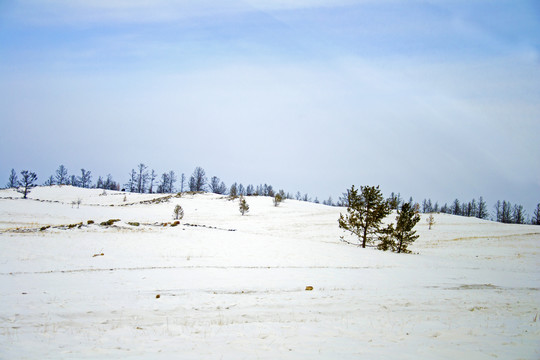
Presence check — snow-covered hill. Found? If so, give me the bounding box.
[1,186,539,359]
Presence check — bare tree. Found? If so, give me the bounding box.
[477,197,488,219]
[18,170,38,199]
[7,169,18,188]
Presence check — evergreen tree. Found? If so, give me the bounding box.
[55,165,69,185]
[78,169,92,188]
[43,175,55,186]
[477,197,488,219]
[239,195,249,215]
[378,202,420,253]
[18,170,37,199]
[532,203,540,225]
[338,185,391,248]
[512,204,525,224]
[7,169,18,188]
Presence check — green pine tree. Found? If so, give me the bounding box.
[393,202,420,253]
[338,185,391,248]
[239,196,249,215]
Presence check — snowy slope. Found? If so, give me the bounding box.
[1,186,539,359]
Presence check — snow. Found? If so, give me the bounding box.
[1,186,539,359]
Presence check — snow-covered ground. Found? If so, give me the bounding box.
[1,186,539,359]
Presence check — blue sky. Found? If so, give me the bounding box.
[1,0,539,213]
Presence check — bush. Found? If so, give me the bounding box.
[174,204,184,221]
[100,219,120,226]
[128,222,140,226]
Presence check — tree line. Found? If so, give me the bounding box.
[4,166,540,225]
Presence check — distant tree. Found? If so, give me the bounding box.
[238,184,245,196]
[440,203,449,213]
[43,175,55,186]
[55,165,69,185]
[323,196,334,206]
[7,169,18,188]
[136,163,149,193]
[157,172,170,193]
[532,203,540,225]
[501,201,512,223]
[18,170,37,199]
[189,167,207,192]
[378,202,420,253]
[103,174,118,190]
[168,171,177,193]
[477,197,488,219]
[469,199,477,217]
[387,192,401,210]
[210,176,227,194]
[432,202,440,213]
[69,175,78,186]
[452,199,461,215]
[295,191,302,201]
[338,185,391,248]
[179,173,186,193]
[239,195,249,215]
[173,204,184,221]
[229,182,238,198]
[246,185,255,196]
[126,169,137,192]
[149,170,157,194]
[426,214,435,230]
[494,200,502,222]
[512,204,526,224]
[78,169,92,188]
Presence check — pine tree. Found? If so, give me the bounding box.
[394,202,421,253]
[18,170,37,199]
[7,169,18,188]
[239,195,249,215]
[338,185,391,248]
[532,203,540,225]
[477,197,488,219]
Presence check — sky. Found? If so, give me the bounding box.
[1,0,539,214]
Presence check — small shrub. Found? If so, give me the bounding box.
[239,196,249,215]
[173,204,184,221]
[128,222,140,227]
[100,219,121,226]
[40,225,50,231]
[87,220,94,225]
[273,193,283,207]
[171,220,180,227]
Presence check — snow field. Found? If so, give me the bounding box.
[1,186,539,359]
